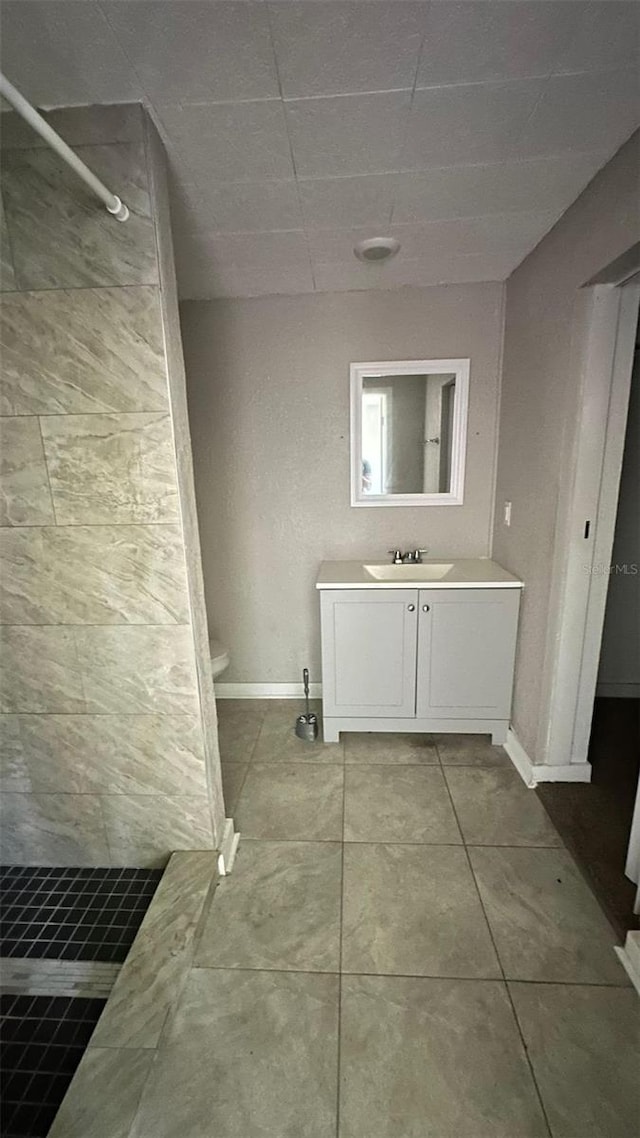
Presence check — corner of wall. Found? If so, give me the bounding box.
[488,280,508,558]
[143,111,227,849]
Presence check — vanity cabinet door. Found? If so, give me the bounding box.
[321,589,418,718]
[416,588,520,720]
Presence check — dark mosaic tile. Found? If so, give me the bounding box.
[0,866,162,963]
[0,995,106,1137]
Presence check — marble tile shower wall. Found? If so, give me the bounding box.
[0,118,216,866]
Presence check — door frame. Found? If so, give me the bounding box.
[361,387,391,495]
[539,276,639,773]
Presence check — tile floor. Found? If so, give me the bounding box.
[130,699,639,1138]
[0,867,162,962]
[0,994,106,1137]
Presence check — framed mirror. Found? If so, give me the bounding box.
[350,358,470,507]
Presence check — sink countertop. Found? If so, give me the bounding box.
[316,559,523,589]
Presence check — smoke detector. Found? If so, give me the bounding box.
[354,236,401,263]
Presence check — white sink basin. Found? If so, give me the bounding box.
[364,562,455,581]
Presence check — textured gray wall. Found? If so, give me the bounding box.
[492,131,639,764]
[0,107,222,865]
[181,283,504,683]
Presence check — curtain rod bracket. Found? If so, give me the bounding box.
[0,71,130,222]
[106,196,130,223]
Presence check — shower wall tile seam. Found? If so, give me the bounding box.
[0,623,191,632]
[0,281,161,297]
[0,521,194,528]
[0,792,213,798]
[3,408,173,419]
[35,416,58,526]
[0,712,201,718]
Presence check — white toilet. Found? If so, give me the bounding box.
[209,637,230,680]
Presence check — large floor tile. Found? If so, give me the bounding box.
[91,852,215,1050]
[130,968,339,1138]
[221,761,249,816]
[436,733,510,767]
[253,700,344,763]
[344,765,461,844]
[342,843,500,977]
[445,767,563,846]
[510,982,640,1138]
[216,700,267,763]
[470,847,627,984]
[195,840,341,972]
[339,975,548,1138]
[236,764,344,840]
[48,1047,153,1138]
[345,731,439,765]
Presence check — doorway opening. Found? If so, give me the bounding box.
[538,289,639,938]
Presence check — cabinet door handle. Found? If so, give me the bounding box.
[407,604,416,612]
[422,604,430,612]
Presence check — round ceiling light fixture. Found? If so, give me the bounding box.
[354,236,401,263]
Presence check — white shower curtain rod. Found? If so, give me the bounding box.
[0,72,130,221]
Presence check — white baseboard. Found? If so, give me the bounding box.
[215,682,322,700]
[504,729,592,787]
[504,729,537,787]
[615,932,640,997]
[218,818,240,875]
[595,682,640,699]
[534,763,592,783]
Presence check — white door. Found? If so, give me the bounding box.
[361,390,389,495]
[626,777,640,913]
[320,589,418,718]
[416,589,520,720]
[541,281,639,770]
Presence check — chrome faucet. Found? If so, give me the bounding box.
[388,548,428,564]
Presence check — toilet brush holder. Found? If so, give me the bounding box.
[295,667,319,742]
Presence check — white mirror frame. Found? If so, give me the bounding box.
[350,358,470,508]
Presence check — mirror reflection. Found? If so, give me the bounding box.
[361,373,456,496]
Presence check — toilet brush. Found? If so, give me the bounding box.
[295,668,319,742]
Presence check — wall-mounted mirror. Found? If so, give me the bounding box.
[350,359,470,507]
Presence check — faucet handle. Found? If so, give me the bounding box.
[414,548,428,563]
[387,549,402,565]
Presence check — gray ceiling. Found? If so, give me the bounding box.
[1,1,638,299]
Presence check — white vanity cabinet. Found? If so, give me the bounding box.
[320,589,419,719]
[319,574,521,744]
[416,588,520,721]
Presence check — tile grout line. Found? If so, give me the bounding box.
[440,767,555,1137]
[181,962,632,989]
[262,0,317,293]
[223,703,269,834]
[34,414,58,527]
[222,835,587,851]
[386,0,433,230]
[0,278,160,297]
[335,733,347,1138]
